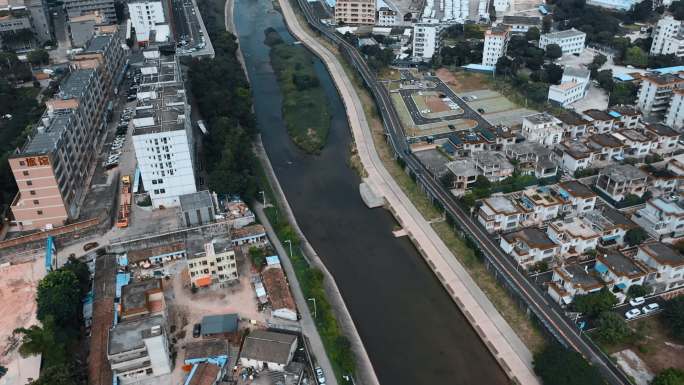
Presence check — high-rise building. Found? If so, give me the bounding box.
[127,0,170,44]
[650,16,684,57]
[131,50,197,208]
[334,0,376,25]
[482,25,510,67]
[665,89,684,128]
[412,23,440,62]
[0,0,52,49]
[636,72,684,115]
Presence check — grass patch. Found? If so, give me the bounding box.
[266,28,330,154]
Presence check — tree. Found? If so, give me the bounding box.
[627,284,649,298]
[526,27,540,41]
[464,24,484,39]
[542,15,552,33]
[595,311,632,345]
[624,46,648,68]
[495,56,515,76]
[572,287,618,317]
[13,316,65,367]
[624,227,648,246]
[545,63,564,84]
[630,0,653,21]
[609,82,637,106]
[27,364,83,385]
[545,43,563,60]
[62,256,91,296]
[595,69,614,91]
[652,368,684,385]
[533,344,606,385]
[670,1,684,20]
[36,270,82,330]
[662,296,684,342]
[27,49,49,66]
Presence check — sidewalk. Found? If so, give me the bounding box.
[253,202,339,385]
[274,0,540,384]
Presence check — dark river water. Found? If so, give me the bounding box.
[234,1,508,384]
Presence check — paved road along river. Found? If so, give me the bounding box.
[234,1,509,384]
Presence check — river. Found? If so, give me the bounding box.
[234,1,508,384]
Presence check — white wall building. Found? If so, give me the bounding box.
[548,66,590,107]
[377,7,397,26]
[477,196,524,233]
[412,23,439,62]
[555,180,597,217]
[539,28,586,56]
[650,16,684,57]
[636,72,684,116]
[595,164,648,202]
[586,0,642,10]
[547,264,603,305]
[547,217,600,257]
[127,0,168,44]
[239,331,297,372]
[666,89,684,128]
[632,198,684,240]
[636,242,684,294]
[500,227,560,267]
[521,112,563,146]
[482,25,510,67]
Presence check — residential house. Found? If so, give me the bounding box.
[472,151,514,182]
[556,140,594,174]
[645,166,680,197]
[583,109,617,134]
[186,238,238,288]
[500,227,560,267]
[556,109,591,139]
[612,129,654,158]
[645,123,679,156]
[184,339,229,385]
[477,196,525,233]
[584,207,639,247]
[239,330,298,372]
[610,106,642,129]
[596,164,649,202]
[555,180,598,216]
[262,255,297,321]
[522,113,563,146]
[595,249,648,302]
[547,264,603,305]
[518,187,563,226]
[636,242,684,294]
[444,159,479,196]
[230,224,267,246]
[504,142,558,179]
[547,216,600,257]
[586,133,626,162]
[632,197,684,240]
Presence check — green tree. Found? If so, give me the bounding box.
[624,46,648,68]
[670,1,684,20]
[652,368,684,385]
[662,296,684,342]
[27,364,83,385]
[595,311,632,345]
[627,284,649,298]
[36,270,82,330]
[526,27,540,41]
[533,344,606,385]
[624,227,648,246]
[62,256,91,296]
[27,49,49,66]
[545,43,563,60]
[542,15,552,33]
[572,287,618,317]
[595,69,614,91]
[495,56,515,76]
[609,82,637,106]
[13,316,65,367]
[545,63,564,84]
[464,24,484,39]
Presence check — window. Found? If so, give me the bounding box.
[30,190,36,195]
[160,188,165,193]
[36,210,43,215]
[33,200,39,205]
[22,171,29,176]
[19,161,25,166]
[26,180,32,186]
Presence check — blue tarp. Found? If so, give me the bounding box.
[616,283,627,290]
[115,272,131,298]
[117,254,128,266]
[45,236,54,271]
[462,63,495,73]
[653,65,684,74]
[266,255,281,266]
[608,111,622,118]
[594,263,609,274]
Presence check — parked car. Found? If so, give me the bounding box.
[642,303,660,314]
[625,308,641,320]
[315,367,326,384]
[192,323,201,338]
[629,297,645,307]
[84,242,99,251]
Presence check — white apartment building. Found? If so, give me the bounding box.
[539,28,586,56]
[132,51,197,208]
[412,23,439,62]
[548,66,590,107]
[632,198,684,240]
[335,0,376,24]
[521,112,563,146]
[500,227,560,267]
[107,315,172,384]
[377,7,397,26]
[650,16,684,57]
[547,216,600,257]
[636,242,684,293]
[477,196,524,233]
[482,25,510,67]
[637,72,684,116]
[666,89,684,128]
[127,0,169,44]
[187,238,238,288]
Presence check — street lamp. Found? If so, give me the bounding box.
[259,190,267,207]
[308,297,317,319]
[283,239,293,257]
[343,375,356,384]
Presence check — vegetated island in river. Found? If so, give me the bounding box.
[265,28,330,154]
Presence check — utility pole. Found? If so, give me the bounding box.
[308,297,317,318]
[284,239,293,257]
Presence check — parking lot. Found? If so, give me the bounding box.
[459,89,536,127]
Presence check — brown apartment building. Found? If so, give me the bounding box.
[334,0,376,24]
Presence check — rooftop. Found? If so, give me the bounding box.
[201,313,238,335]
[648,197,684,215]
[550,216,600,239]
[542,28,586,40]
[560,141,593,159]
[646,123,679,137]
[599,164,648,182]
[108,315,165,356]
[506,141,552,157]
[609,106,640,117]
[230,224,266,240]
[557,180,596,198]
[615,129,650,142]
[187,363,221,385]
[583,109,615,121]
[524,112,560,125]
[120,278,163,314]
[501,15,541,25]
[502,227,557,249]
[84,34,112,53]
[597,249,645,278]
[641,72,684,86]
[588,133,624,148]
[184,339,229,361]
[520,187,562,207]
[21,112,74,155]
[482,196,520,214]
[262,267,296,312]
[132,83,189,136]
[180,190,214,212]
[639,242,684,267]
[472,151,513,168]
[127,242,186,264]
[557,263,602,289]
[58,69,95,100]
[562,66,591,80]
[240,330,297,365]
[445,159,478,176]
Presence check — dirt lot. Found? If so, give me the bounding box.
[412,92,450,113]
[436,68,491,93]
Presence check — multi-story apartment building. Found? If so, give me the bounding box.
[666,89,684,129]
[477,196,524,233]
[650,16,684,57]
[64,0,115,22]
[412,22,440,62]
[334,0,376,24]
[127,0,169,44]
[376,7,397,26]
[0,0,52,48]
[482,25,510,67]
[131,50,197,208]
[547,216,600,257]
[9,68,108,230]
[107,315,173,384]
[632,197,684,240]
[500,227,560,267]
[521,112,563,146]
[636,72,684,115]
[539,28,586,56]
[187,238,238,288]
[636,242,684,294]
[595,164,648,202]
[68,12,104,47]
[73,29,127,94]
